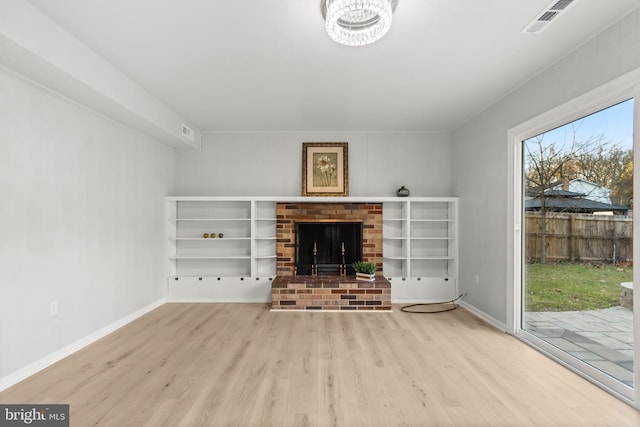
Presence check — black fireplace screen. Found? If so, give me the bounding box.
[295,222,363,275]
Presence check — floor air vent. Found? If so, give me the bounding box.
[521,0,577,34]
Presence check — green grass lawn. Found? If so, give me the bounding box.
[524,263,633,312]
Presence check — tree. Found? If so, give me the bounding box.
[608,151,633,207]
[571,145,633,206]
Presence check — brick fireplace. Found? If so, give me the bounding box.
[276,202,383,275]
[273,202,390,311]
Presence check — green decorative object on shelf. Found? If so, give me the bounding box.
[210,233,216,238]
[203,233,209,238]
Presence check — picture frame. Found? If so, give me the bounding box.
[302,142,349,196]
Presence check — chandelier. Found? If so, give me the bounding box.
[321,0,398,47]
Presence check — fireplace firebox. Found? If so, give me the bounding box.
[295,222,362,275]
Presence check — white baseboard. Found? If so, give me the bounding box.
[458,301,507,332]
[166,297,270,303]
[0,298,166,392]
[392,298,456,304]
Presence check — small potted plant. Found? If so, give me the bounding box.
[352,261,377,282]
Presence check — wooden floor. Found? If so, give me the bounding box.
[1,303,638,426]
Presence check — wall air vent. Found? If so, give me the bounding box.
[181,123,194,141]
[521,0,577,34]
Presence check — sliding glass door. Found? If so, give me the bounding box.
[520,99,635,399]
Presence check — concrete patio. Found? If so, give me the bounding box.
[524,307,634,387]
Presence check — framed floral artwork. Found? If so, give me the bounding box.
[302,142,348,196]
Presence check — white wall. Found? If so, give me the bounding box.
[0,67,174,385]
[0,0,200,149]
[452,9,640,325]
[174,131,452,197]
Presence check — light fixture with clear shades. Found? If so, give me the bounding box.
[321,0,398,47]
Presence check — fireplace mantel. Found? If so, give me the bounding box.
[166,196,455,203]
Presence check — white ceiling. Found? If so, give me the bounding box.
[27,0,640,132]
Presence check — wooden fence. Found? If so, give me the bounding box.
[525,212,632,263]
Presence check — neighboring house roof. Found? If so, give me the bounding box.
[543,189,586,198]
[526,181,561,197]
[524,197,628,213]
[553,177,601,187]
[549,178,612,204]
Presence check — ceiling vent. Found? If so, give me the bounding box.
[521,0,577,34]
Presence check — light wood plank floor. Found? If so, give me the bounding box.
[1,303,638,426]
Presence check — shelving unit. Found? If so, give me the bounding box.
[166,198,276,302]
[166,196,457,303]
[382,198,458,303]
[168,200,252,277]
[382,200,408,277]
[252,200,278,278]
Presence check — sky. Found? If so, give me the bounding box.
[528,98,635,151]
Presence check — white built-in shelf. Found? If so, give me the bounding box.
[382,198,457,286]
[169,237,251,241]
[166,196,458,303]
[167,198,278,279]
[172,218,251,221]
[410,237,455,240]
[169,255,251,260]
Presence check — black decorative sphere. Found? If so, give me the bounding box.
[396,185,410,197]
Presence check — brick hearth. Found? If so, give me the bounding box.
[271,275,391,310]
